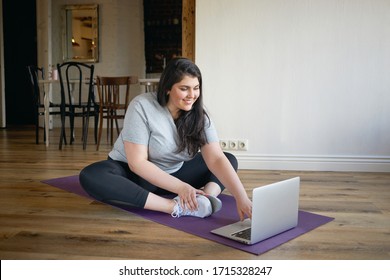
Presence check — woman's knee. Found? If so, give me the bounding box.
[79,160,116,191]
[80,160,103,182]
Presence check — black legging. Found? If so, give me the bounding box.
[79,152,238,209]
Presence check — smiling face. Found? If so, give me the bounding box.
[166,75,200,119]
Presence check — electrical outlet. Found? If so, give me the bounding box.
[228,140,238,150]
[219,140,228,150]
[238,139,249,151]
[220,139,249,151]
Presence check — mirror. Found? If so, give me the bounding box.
[62,4,99,63]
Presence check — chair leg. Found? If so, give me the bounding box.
[59,111,66,150]
[81,108,85,142]
[33,106,40,144]
[43,122,46,144]
[110,117,114,146]
[62,115,67,145]
[96,112,103,151]
[115,118,120,136]
[106,113,109,143]
[83,115,90,150]
[94,112,99,144]
[69,113,75,145]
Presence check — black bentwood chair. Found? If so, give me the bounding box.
[57,62,99,150]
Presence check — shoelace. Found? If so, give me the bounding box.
[171,200,196,218]
[171,201,182,218]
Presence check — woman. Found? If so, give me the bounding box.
[80,58,252,220]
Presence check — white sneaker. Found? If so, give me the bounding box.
[171,195,212,218]
[205,195,222,213]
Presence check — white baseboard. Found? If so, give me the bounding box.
[236,154,390,172]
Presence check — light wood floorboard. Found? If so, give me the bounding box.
[0,126,389,259]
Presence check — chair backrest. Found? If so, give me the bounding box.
[27,65,45,106]
[56,62,95,107]
[96,76,138,111]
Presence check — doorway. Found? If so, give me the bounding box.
[143,0,183,74]
[2,0,37,125]
[143,0,195,75]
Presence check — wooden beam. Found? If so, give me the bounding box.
[182,0,195,61]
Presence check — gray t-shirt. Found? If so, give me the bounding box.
[109,92,219,173]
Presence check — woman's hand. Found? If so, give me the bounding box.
[177,183,206,211]
[236,196,252,221]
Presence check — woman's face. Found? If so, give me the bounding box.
[166,75,200,119]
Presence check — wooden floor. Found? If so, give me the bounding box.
[0,126,389,260]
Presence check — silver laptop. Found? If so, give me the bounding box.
[211,177,300,245]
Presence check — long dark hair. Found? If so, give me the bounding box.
[157,57,209,156]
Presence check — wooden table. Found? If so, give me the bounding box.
[38,79,60,147]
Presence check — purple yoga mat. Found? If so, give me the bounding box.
[42,175,334,255]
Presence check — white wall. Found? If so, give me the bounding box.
[50,0,145,79]
[52,0,145,81]
[196,0,390,172]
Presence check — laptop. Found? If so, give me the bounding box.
[211,177,300,245]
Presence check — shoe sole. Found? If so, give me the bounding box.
[206,195,222,213]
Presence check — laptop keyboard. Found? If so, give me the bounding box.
[232,227,251,240]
